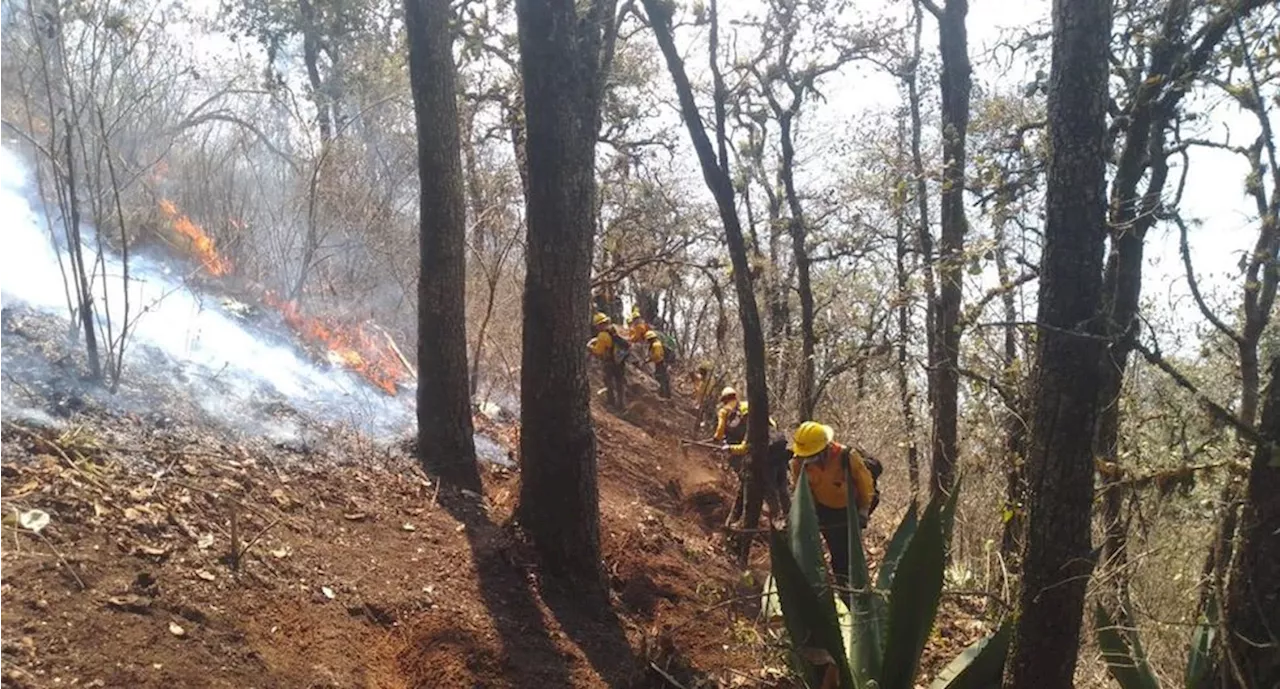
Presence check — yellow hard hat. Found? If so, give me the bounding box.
[720,386,738,402]
[645,330,659,341]
[793,421,834,458]
[592,312,610,326]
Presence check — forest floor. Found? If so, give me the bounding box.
[0,310,988,688]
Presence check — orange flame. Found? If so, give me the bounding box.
[158,199,232,276]
[263,292,406,395]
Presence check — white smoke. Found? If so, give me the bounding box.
[0,145,417,439]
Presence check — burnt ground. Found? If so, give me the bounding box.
[0,310,990,688]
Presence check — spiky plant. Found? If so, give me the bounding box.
[1094,595,1217,689]
[765,471,1011,689]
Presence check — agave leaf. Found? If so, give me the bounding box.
[791,472,833,594]
[770,528,856,689]
[844,463,882,684]
[929,621,1012,689]
[876,501,919,592]
[760,574,783,619]
[1185,596,1217,689]
[1095,602,1160,689]
[878,490,948,689]
[871,500,918,651]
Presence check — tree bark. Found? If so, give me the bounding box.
[644,0,772,563]
[406,0,480,491]
[1005,0,1111,687]
[927,0,970,500]
[298,0,333,145]
[513,0,613,589]
[1220,357,1280,689]
[994,213,1026,566]
[778,111,816,422]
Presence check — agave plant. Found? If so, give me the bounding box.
[765,471,1011,689]
[1094,596,1217,689]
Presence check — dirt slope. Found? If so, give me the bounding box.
[1,353,790,688]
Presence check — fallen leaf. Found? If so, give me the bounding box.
[270,547,290,559]
[18,509,50,534]
[270,488,292,509]
[106,595,153,614]
[195,570,216,581]
[9,480,40,498]
[196,534,215,550]
[123,507,143,522]
[401,523,416,532]
[168,621,186,637]
[343,512,368,521]
[321,586,335,600]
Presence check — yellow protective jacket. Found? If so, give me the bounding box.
[588,330,614,359]
[713,402,746,442]
[790,442,875,513]
[648,339,665,364]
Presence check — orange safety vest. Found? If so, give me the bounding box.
[791,442,876,512]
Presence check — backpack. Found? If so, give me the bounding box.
[766,429,793,471]
[656,331,679,364]
[848,447,883,517]
[608,326,631,364]
[723,404,747,445]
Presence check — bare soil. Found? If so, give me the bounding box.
[1,329,989,688]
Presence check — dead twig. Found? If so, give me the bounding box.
[648,661,690,689]
[234,517,282,567]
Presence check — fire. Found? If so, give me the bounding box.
[158,199,232,276]
[263,292,407,395]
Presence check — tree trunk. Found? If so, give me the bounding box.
[63,127,102,381]
[895,225,921,499]
[907,2,936,420]
[513,0,613,589]
[406,0,480,491]
[994,216,1026,565]
[298,0,333,145]
[1005,0,1111,686]
[1220,357,1280,689]
[778,112,816,421]
[644,0,772,564]
[929,0,971,500]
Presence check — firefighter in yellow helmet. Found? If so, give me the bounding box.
[790,421,883,595]
[587,312,630,410]
[643,330,671,398]
[708,387,746,444]
[627,308,649,344]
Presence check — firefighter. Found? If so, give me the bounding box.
[644,330,671,398]
[587,312,629,409]
[790,422,882,597]
[627,308,649,344]
[724,402,791,526]
[709,387,746,444]
[691,363,720,433]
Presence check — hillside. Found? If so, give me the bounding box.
[0,308,789,688]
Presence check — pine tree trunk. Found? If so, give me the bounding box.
[513,0,611,589]
[1005,0,1111,686]
[406,0,480,491]
[929,0,970,499]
